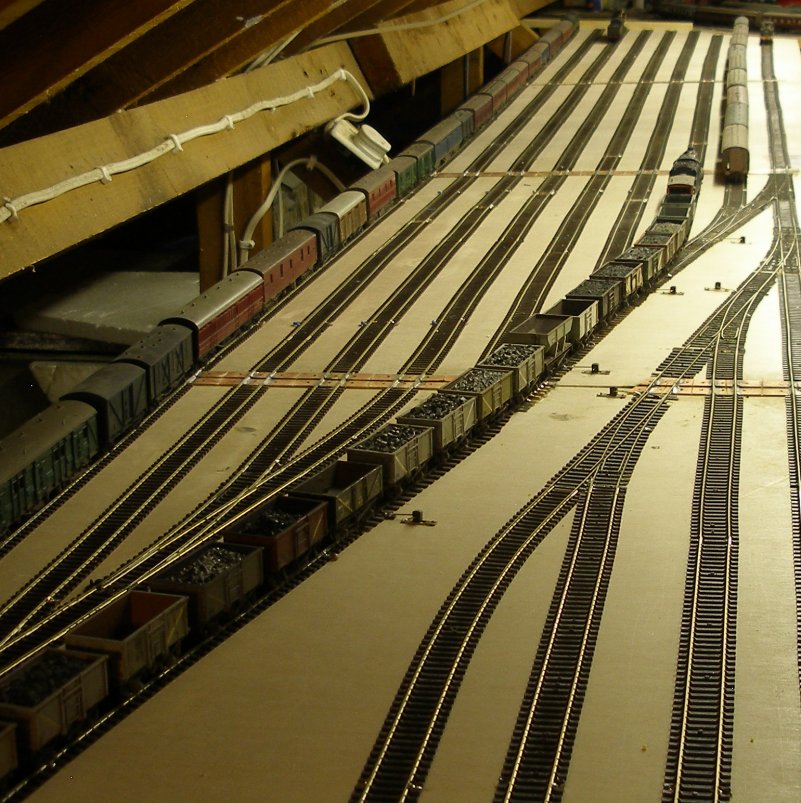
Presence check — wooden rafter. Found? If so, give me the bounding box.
[0,0,46,30]
[145,0,338,102]
[0,0,197,129]
[60,1,292,117]
[343,0,420,34]
[282,0,390,56]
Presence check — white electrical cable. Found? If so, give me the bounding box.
[222,171,236,277]
[0,69,369,226]
[237,156,345,264]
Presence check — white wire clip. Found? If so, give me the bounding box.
[167,133,184,152]
[223,115,236,130]
[3,197,19,221]
[239,238,256,252]
[98,166,113,185]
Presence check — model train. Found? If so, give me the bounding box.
[721,16,749,183]
[0,142,702,787]
[0,16,580,537]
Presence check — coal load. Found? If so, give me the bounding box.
[481,343,539,368]
[359,424,419,452]
[448,368,502,393]
[241,508,299,537]
[648,222,682,235]
[570,278,619,295]
[0,653,88,707]
[407,394,469,420]
[598,261,639,278]
[165,545,241,584]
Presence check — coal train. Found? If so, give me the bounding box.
[721,16,750,183]
[0,143,703,788]
[0,15,580,538]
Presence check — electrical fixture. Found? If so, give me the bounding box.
[326,118,391,170]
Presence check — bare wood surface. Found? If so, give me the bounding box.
[0,43,367,280]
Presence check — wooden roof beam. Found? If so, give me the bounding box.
[145,0,337,102]
[0,0,197,129]
[0,0,46,30]
[350,0,523,95]
[281,0,391,57]
[340,0,419,32]
[0,0,295,145]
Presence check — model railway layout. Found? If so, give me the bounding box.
[0,16,799,802]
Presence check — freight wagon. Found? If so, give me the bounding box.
[291,460,384,532]
[594,261,644,301]
[147,542,264,628]
[440,367,515,421]
[504,313,572,361]
[347,424,435,486]
[0,401,99,535]
[62,362,149,446]
[567,277,624,322]
[114,324,194,403]
[224,496,329,574]
[398,394,478,452]
[478,342,546,397]
[0,649,108,753]
[65,591,189,686]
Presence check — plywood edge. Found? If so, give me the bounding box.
[354,0,523,91]
[0,42,370,280]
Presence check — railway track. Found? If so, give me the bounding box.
[0,31,619,657]
[0,30,670,636]
[663,41,796,802]
[594,31,715,268]
[351,37,795,800]
[350,231,787,803]
[3,26,795,801]
[492,29,692,343]
[350,344,705,802]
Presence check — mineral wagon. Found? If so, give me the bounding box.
[398,393,477,452]
[224,495,329,574]
[291,460,383,531]
[477,343,546,396]
[347,424,434,486]
[65,591,189,686]
[440,367,515,420]
[0,649,108,753]
[147,542,263,628]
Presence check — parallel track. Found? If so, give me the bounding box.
[0,31,613,660]
[663,41,796,802]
